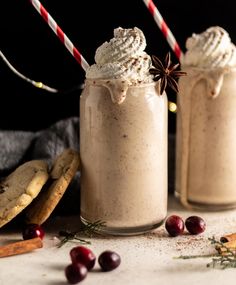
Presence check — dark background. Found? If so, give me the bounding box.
[1,0,235,132]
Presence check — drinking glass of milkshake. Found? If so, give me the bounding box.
[175,26,236,210]
[80,27,168,235]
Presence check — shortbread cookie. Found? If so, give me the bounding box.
[0,160,49,228]
[26,148,80,225]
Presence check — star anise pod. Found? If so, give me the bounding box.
[149,52,186,95]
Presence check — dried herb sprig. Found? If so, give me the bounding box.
[175,236,236,269]
[57,231,91,248]
[81,220,106,238]
[149,52,186,95]
[57,220,106,248]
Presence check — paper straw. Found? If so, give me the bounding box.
[30,0,89,71]
[142,0,183,62]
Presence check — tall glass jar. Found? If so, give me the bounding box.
[175,67,236,210]
[80,79,167,235]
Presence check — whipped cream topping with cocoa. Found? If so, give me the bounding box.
[86,27,153,84]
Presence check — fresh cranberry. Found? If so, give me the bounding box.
[70,246,96,271]
[185,216,206,235]
[22,223,45,240]
[165,215,185,237]
[98,250,121,271]
[65,263,87,284]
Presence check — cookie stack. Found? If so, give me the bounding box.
[0,148,80,228]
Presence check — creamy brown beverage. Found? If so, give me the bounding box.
[80,27,168,235]
[175,26,236,210]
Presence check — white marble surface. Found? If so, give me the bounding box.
[1,196,236,285]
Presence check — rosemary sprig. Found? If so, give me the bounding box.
[174,253,219,260]
[57,220,106,248]
[81,220,106,238]
[175,236,236,269]
[57,231,91,248]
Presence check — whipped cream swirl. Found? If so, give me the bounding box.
[182,26,236,69]
[86,27,153,83]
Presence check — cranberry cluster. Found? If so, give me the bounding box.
[65,246,121,284]
[165,215,206,237]
[21,224,120,284]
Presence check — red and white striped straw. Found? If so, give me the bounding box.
[30,0,89,72]
[142,0,183,62]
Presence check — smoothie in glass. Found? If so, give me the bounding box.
[80,27,168,235]
[175,26,236,210]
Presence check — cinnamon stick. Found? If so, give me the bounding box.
[220,233,236,243]
[0,237,43,258]
[215,239,236,254]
